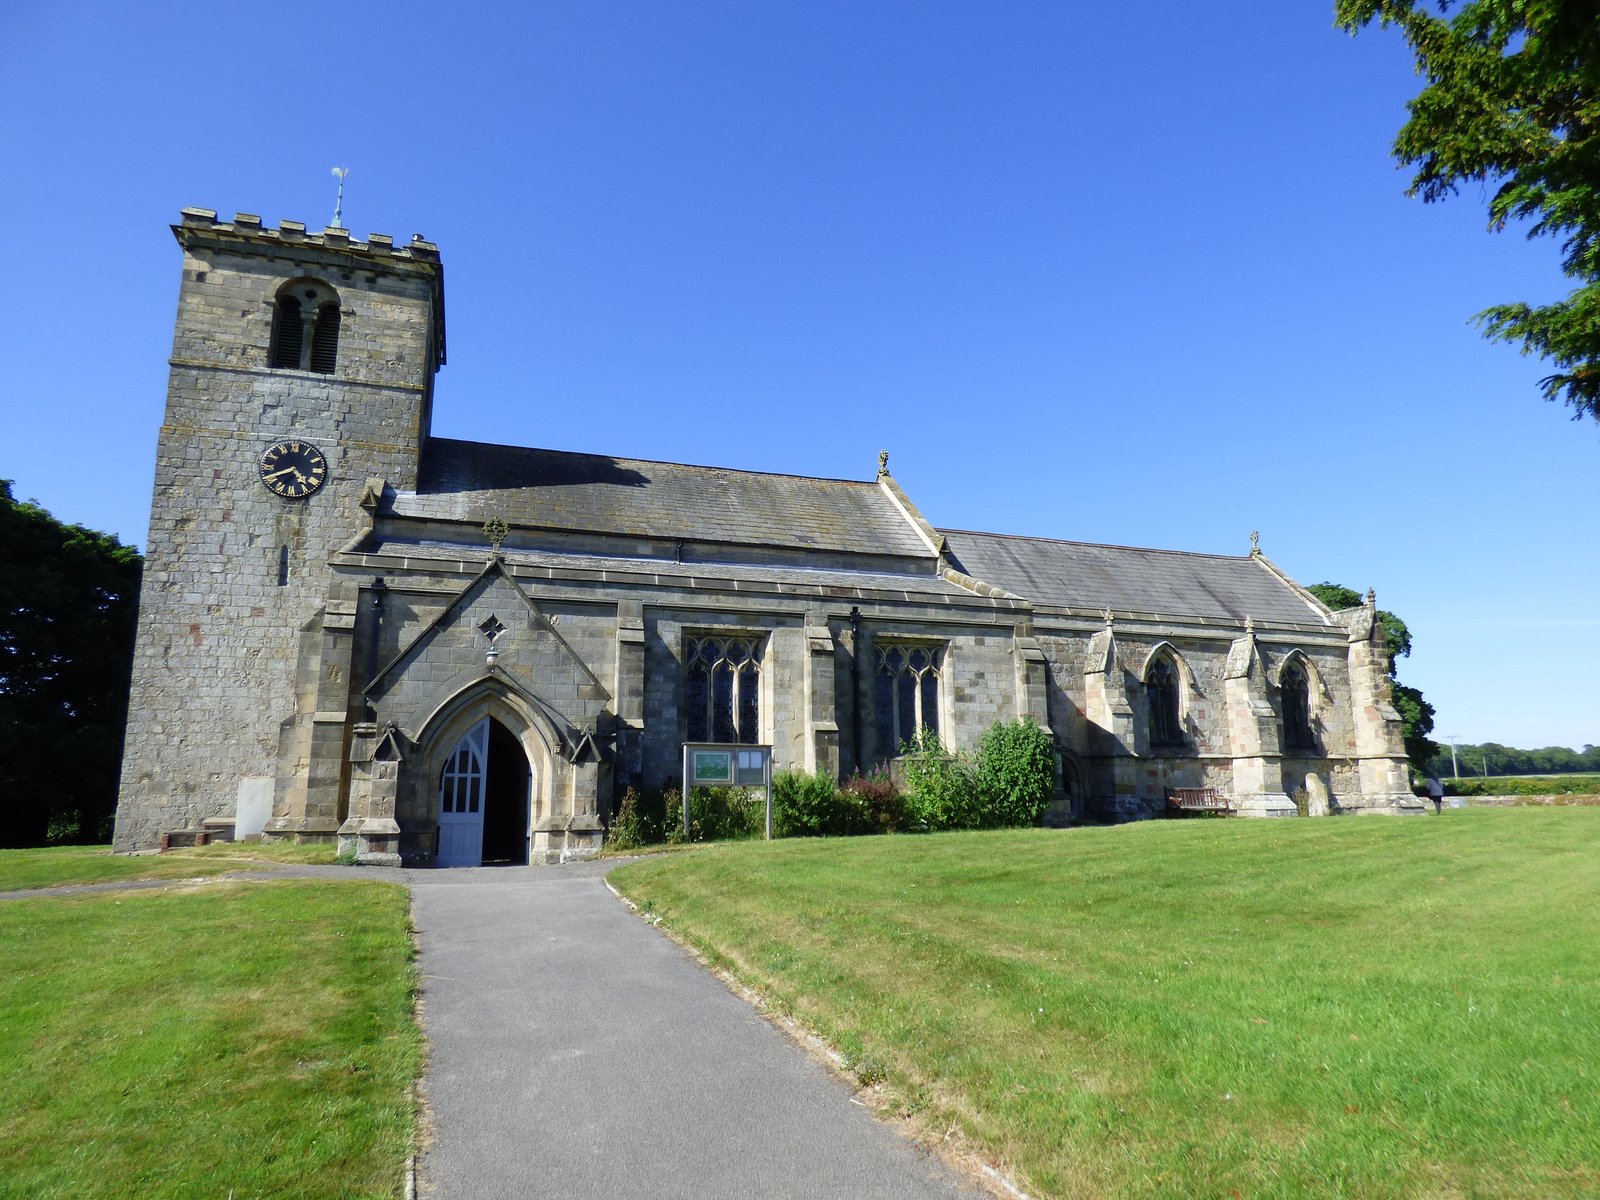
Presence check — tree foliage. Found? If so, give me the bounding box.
[1306,581,1438,768]
[1337,0,1600,420]
[0,483,142,846]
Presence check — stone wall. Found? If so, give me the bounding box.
[113,213,442,849]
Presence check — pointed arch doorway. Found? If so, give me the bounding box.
[437,717,531,866]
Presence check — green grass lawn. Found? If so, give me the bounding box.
[0,880,418,1199]
[0,841,336,892]
[611,808,1600,1199]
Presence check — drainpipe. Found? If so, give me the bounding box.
[849,606,863,776]
[366,577,386,720]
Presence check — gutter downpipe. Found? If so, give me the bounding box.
[849,605,863,775]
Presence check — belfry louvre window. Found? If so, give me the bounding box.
[1147,655,1183,747]
[875,643,942,753]
[1282,658,1316,750]
[685,634,763,744]
[269,279,341,373]
[309,303,340,372]
[270,297,304,368]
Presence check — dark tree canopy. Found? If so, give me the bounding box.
[1337,0,1600,421]
[1306,581,1438,769]
[0,482,142,847]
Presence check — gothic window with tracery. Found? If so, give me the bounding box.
[1282,658,1316,750]
[270,279,341,373]
[874,642,942,753]
[1146,654,1183,748]
[685,634,763,744]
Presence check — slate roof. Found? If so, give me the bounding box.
[939,530,1332,626]
[401,439,932,559]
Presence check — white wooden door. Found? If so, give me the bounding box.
[437,718,489,866]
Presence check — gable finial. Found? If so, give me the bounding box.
[1365,586,1376,607]
[877,449,890,477]
[483,516,509,553]
[1250,529,1261,556]
[330,166,349,229]
[1102,607,1115,629]
[1244,614,1255,635]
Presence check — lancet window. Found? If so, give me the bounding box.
[1146,654,1184,748]
[1281,657,1316,750]
[874,642,942,753]
[685,634,763,744]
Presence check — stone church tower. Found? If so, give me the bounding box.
[113,210,444,850]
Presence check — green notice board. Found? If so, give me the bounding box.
[690,749,733,785]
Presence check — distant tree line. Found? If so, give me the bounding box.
[1425,742,1600,780]
[0,482,142,847]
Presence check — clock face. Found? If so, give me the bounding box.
[258,440,329,499]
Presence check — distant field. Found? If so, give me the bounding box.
[0,880,417,1199]
[612,809,1600,1199]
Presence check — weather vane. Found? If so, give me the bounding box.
[330,166,349,229]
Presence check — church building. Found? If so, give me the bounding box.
[111,209,1421,864]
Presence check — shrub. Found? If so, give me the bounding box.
[900,730,983,831]
[607,786,682,848]
[773,771,862,837]
[974,717,1055,828]
[843,771,906,834]
[607,787,647,851]
[685,786,765,842]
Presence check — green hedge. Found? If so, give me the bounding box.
[1439,775,1600,798]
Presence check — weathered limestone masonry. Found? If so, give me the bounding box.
[112,210,1421,864]
[113,211,443,851]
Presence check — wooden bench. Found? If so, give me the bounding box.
[1164,787,1235,817]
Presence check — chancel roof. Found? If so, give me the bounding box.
[402,439,932,559]
[939,530,1332,626]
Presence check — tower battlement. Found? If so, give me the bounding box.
[176,207,442,261]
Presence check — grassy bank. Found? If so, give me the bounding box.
[611,809,1600,1199]
[0,841,336,892]
[0,880,418,1199]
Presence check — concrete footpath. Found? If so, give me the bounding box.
[410,862,985,1199]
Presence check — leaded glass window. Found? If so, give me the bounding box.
[685,634,763,744]
[1282,658,1315,750]
[1147,656,1183,747]
[874,642,942,754]
[439,720,488,814]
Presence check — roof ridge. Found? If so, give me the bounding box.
[426,436,879,488]
[939,526,1253,562]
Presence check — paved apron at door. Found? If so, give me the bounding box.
[411,863,984,1199]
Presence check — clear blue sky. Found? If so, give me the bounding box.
[2,1,1594,752]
